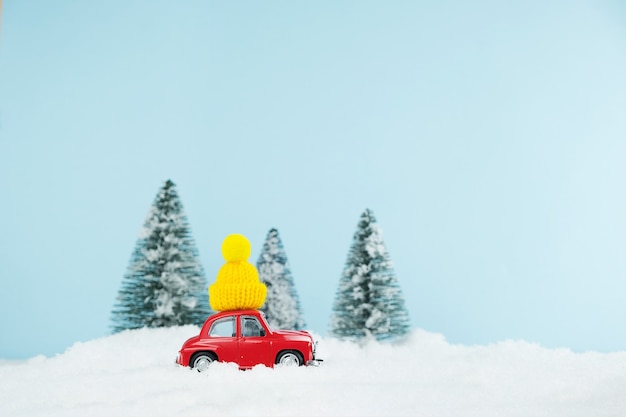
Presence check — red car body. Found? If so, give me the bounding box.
[176,310,321,370]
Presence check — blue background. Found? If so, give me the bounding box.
[1,0,626,358]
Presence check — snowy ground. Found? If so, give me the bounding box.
[1,327,625,417]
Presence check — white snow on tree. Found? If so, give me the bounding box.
[111,180,212,333]
[257,228,306,330]
[330,209,410,342]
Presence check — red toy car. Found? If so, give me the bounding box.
[176,309,322,371]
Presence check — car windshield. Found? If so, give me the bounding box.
[257,311,273,331]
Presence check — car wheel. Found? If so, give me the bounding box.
[191,352,216,372]
[276,350,303,367]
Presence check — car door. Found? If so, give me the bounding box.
[207,316,239,363]
[238,315,272,368]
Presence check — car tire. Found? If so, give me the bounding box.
[276,350,304,367]
[191,352,217,372]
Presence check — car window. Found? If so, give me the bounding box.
[209,317,235,337]
[242,316,265,337]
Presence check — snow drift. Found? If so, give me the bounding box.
[1,326,625,417]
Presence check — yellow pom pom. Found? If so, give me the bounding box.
[221,234,251,261]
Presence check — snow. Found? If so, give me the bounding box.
[1,327,625,417]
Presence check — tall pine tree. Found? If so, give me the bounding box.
[257,228,306,330]
[111,180,212,333]
[330,209,410,342]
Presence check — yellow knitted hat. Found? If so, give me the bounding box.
[209,234,267,311]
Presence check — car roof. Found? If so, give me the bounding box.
[210,309,262,319]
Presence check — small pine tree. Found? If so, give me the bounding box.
[111,180,212,333]
[257,228,306,330]
[330,209,410,342]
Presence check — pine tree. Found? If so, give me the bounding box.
[330,209,410,342]
[257,228,306,330]
[111,179,212,333]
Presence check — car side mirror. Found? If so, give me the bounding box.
[260,329,266,337]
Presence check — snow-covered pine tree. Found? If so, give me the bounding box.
[257,228,306,330]
[329,209,410,342]
[111,180,212,333]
